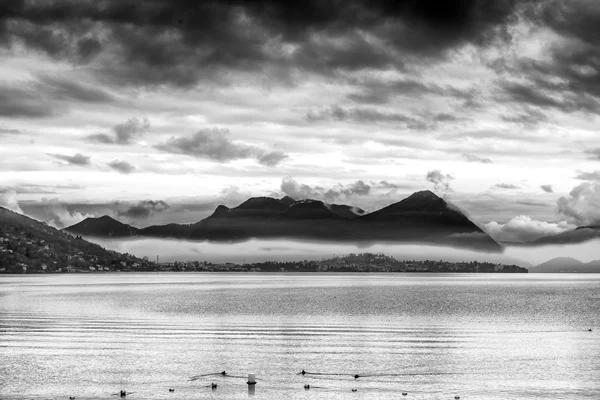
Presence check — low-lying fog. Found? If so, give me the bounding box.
[89,237,600,267]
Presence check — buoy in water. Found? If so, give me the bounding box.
[304,384,310,390]
[247,373,257,385]
[354,374,360,379]
[301,369,306,375]
[221,371,227,375]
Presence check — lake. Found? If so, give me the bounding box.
[1,273,599,399]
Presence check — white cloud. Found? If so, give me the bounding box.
[557,181,600,226]
[37,198,94,228]
[485,215,575,242]
[0,190,23,213]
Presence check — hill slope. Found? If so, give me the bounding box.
[0,206,150,273]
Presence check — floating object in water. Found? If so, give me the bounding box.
[247,373,257,385]
[120,390,127,398]
[351,389,357,392]
[402,392,408,396]
[455,396,460,399]
[304,384,310,390]
[354,374,360,379]
[168,388,174,392]
[211,383,218,389]
[69,397,75,400]
[589,329,593,332]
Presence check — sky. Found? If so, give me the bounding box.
[1,0,600,244]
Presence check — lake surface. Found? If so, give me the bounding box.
[1,273,599,399]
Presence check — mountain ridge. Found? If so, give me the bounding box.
[531,257,600,273]
[63,190,502,252]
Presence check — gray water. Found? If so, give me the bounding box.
[1,273,599,399]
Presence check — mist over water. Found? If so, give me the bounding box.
[88,237,600,266]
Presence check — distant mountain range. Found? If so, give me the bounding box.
[531,257,600,273]
[64,190,503,252]
[530,226,600,245]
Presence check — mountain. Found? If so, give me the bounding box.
[0,206,152,273]
[64,190,501,252]
[65,215,139,237]
[531,257,600,273]
[529,225,600,245]
[355,190,498,249]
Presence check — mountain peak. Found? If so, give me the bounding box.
[405,190,442,201]
[280,196,296,206]
[95,215,119,222]
[236,197,287,211]
[64,214,137,237]
[212,205,230,217]
[387,189,448,212]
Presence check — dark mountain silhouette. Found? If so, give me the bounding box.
[0,206,147,273]
[63,190,502,252]
[65,215,139,237]
[529,225,600,245]
[531,257,600,273]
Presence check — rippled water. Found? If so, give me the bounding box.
[1,273,599,399]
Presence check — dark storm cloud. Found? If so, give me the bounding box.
[540,184,554,193]
[108,160,135,174]
[462,153,493,164]
[117,200,170,219]
[47,152,91,166]
[0,0,527,87]
[493,183,519,190]
[500,2,600,114]
[87,117,149,145]
[156,128,287,166]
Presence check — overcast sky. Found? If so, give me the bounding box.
[1,0,600,243]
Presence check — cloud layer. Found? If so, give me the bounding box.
[156,128,287,166]
[485,216,575,242]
